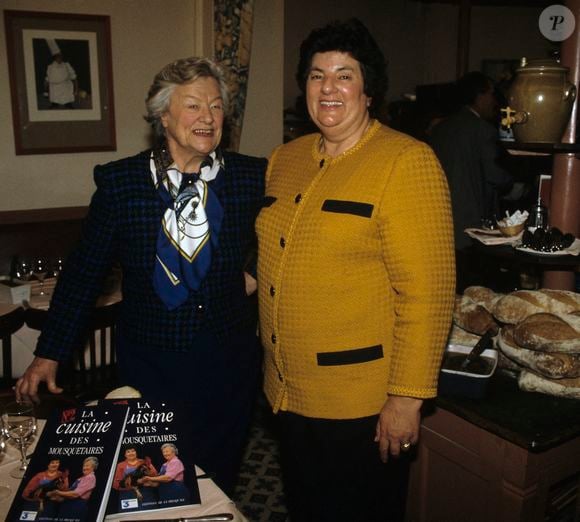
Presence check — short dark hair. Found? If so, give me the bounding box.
[122,444,138,454]
[456,71,493,106]
[296,18,388,116]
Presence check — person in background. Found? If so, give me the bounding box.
[429,71,514,291]
[257,18,455,522]
[16,57,266,495]
[45,52,78,108]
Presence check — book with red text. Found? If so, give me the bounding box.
[6,404,129,522]
[103,399,201,520]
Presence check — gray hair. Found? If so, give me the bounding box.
[161,443,178,455]
[145,57,230,139]
[84,456,99,470]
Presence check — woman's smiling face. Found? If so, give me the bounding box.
[47,459,60,472]
[162,446,175,460]
[161,76,224,171]
[124,448,137,461]
[306,51,370,140]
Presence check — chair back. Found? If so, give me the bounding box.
[73,302,119,399]
[25,302,120,400]
[0,307,25,387]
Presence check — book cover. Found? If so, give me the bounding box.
[6,404,129,522]
[103,399,201,520]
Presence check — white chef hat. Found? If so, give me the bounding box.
[46,39,61,56]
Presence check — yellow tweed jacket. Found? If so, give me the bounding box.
[257,120,455,419]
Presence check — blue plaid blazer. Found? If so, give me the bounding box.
[35,150,267,361]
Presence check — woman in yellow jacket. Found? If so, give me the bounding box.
[257,18,455,522]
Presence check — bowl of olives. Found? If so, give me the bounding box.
[520,227,576,252]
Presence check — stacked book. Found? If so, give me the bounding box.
[7,400,201,522]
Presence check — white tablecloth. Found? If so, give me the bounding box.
[0,420,247,521]
[1,280,123,379]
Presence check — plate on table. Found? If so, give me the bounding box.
[515,238,580,257]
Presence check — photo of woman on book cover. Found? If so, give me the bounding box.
[140,443,190,504]
[47,456,98,521]
[21,458,69,517]
[112,444,158,511]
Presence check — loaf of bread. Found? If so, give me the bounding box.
[492,289,580,324]
[447,324,481,347]
[512,312,580,354]
[518,371,580,399]
[463,286,502,312]
[453,295,499,335]
[498,326,580,379]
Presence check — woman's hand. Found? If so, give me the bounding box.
[374,395,423,463]
[244,272,257,296]
[142,476,161,487]
[15,357,63,403]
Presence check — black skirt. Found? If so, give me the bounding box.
[115,324,261,494]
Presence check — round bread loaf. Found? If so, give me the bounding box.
[463,286,502,312]
[453,295,499,335]
[518,370,580,399]
[498,326,580,379]
[492,289,580,324]
[512,312,580,354]
[447,324,481,347]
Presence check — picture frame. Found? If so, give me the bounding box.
[4,10,116,155]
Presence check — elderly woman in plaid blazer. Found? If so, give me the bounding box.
[16,57,266,494]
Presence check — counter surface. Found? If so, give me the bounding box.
[435,372,580,452]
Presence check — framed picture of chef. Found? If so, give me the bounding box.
[4,10,116,154]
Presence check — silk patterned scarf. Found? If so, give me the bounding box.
[151,145,224,310]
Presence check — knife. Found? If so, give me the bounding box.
[125,513,234,522]
[460,329,494,371]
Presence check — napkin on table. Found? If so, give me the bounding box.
[464,228,523,246]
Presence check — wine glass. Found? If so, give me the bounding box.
[15,259,33,282]
[33,257,50,296]
[0,428,11,501]
[1,401,37,479]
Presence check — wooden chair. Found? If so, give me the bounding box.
[0,306,25,389]
[0,306,78,417]
[24,302,121,402]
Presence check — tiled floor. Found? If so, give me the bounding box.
[233,396,288,522]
